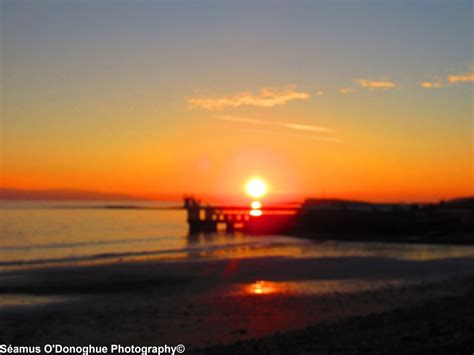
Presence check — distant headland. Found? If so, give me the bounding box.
[0,188,148,201]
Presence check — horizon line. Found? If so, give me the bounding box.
[0,187,472,204]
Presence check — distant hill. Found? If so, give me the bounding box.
[444,197,474,210]
[302,197,474,213]
[0,188,147,201]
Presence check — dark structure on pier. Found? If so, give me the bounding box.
[184,197,298,234]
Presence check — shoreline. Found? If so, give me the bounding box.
[295,231,474,245]
[3,235,474,273]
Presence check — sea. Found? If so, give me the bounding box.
[2,200,474,272]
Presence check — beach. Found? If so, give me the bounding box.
[2,204,474,352]
[195,278,474,354]
[2,253,474,352]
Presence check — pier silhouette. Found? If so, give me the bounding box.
[184,197,298,234]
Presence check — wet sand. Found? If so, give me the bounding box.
[1,255,474,351]
[195,280,474,354]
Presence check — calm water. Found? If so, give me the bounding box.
[2,200,474,270]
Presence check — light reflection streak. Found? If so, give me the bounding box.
[249,209,262,217]
[247,280,277,295]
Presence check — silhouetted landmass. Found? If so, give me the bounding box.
[296,197,474,244]
[443,196,474,210]
[0,188,147,201]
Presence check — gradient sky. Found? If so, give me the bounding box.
[1,0,473,202]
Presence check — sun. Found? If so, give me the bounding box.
[245,178,268,199]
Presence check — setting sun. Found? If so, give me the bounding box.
[245,178,268,199]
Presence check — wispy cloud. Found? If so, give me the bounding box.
[284,122,330,133]
[215,115,333,133]
[214,115,340,142]
[339,87,356,95]
[447,72,474,83]
[356,79,396,90]
[419,81,442,89]
[188,86,310,110]
[420,69,473,88]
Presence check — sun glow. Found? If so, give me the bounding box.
[245,178,267,199]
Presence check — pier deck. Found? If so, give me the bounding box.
[184,197,299,234]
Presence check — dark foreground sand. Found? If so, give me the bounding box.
[1,255,474,353]
[193,282,474,354]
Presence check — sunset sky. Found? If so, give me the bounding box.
[1,0,473,202]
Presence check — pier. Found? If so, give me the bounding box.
[184,197,299,234]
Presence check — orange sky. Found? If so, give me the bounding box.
[1,1,473,202]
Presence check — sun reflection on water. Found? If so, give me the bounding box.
[239,279,407,297]
[247,280,277,295]
[249,209,263,217]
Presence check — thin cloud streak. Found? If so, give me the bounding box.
[448,72,474,83]
[215,115,334,134]
[188,86,310,110]
[420,81,442,89]
[339,87,356,94]
[356,79,396,90]
[284,122,331,133]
